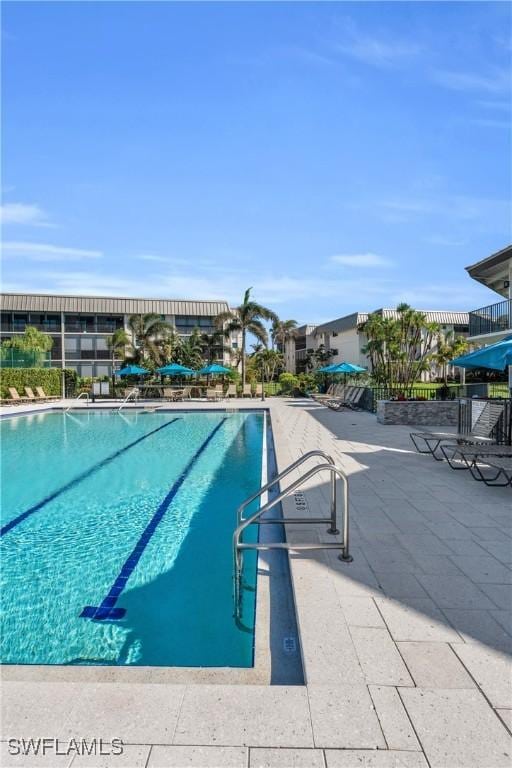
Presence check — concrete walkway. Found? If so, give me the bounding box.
[1,398,511,767]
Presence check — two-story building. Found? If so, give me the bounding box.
[285,308,469,381]
[0,292,241,377]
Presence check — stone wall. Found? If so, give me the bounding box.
[376,399,459,426]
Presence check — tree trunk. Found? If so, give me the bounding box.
[241,331,246,386]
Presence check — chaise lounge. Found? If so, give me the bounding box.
[410,401,505,460]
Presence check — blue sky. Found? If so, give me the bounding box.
[1,1,511,323]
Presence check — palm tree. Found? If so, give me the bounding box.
[159,328,181,364]
[254,348,284,382]
[434,331,468,384]
[200,330,228,365]
[107,328,131,372]
[271,319,298,351]
[176,328,204,369]
[215,288,277,386]
[127,313,173,367]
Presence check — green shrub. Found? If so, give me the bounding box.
[278,372,298,394]
[0,367,78,399]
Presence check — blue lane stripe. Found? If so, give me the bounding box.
[0,418,181,537]
[81,417,227,621]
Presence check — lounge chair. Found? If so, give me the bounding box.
[254,383,263,397]
[226,384,237,398]
[163,387,181,401]
[242,384,253,398]
[327,387,365,411]
[440,442,512,471]
[215,385,224,399]
[181,386,192,400]
[35,387,59,401]
[8,387,30,403]
[206,388,221,401]
[410,401,505,460]
[468,455,512,487]
[313,383,339,402]
[25,387,46,402]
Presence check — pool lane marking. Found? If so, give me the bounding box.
[0,418,181,538]
[81,417,228,621]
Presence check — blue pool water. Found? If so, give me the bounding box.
[0,410,263,667]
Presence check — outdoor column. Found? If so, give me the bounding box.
[61,311,66,398]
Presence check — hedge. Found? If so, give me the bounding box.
[0,368,79,399]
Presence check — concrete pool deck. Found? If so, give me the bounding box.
[1,396,511,767]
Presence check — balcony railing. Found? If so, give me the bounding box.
[469,299,512,337]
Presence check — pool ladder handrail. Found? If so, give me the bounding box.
[118,387,140,412]
[65,392,90,412]
[233,450,352,618]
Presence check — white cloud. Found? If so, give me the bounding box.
[330,253,393,268]
[431,67,510,94]
[1,241,102,261]
[333,20,421,68]
[0,203,50,226]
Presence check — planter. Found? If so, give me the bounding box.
[377,399,459,426]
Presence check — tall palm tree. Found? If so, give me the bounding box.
[215,288,277,386]
[200,330,228,365]
[107,328,131,372]
[271,318,298,351]
[127,313,173,367]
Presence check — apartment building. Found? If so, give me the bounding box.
[465,244,512,388]
[285,308,469,380]
[0,293,241,377]
[466,244,512,345]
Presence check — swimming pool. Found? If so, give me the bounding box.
[0,410,263,668]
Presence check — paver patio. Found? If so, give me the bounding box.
[1,397,511,767]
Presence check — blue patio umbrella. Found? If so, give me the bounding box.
[450,336,512,371]
[115,364,150,377]
[198,364,231,375]
[156,363,195,375]
[316,363,340,373]
[329,362,366,374]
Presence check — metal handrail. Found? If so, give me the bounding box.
[118,388,139,412]
[65,392,90,412]
[236,449,336,527]
[233,460,352,618]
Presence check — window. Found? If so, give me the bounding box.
[64,314,95,332]
[13,314,28,331]
[50,338,62,361]
[175,315,214,329]
[80,364,93,377]
[95,365,111,377]
[65,336,79,355]
[46,314,61,331]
